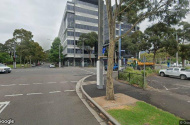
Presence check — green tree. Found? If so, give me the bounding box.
[105,0,189,100]
[144,22,177,68]
[179,44,190,67]
[122,31,150,57]
[0,52,12,63]
[77,32,98,65]
[49,37,63,63]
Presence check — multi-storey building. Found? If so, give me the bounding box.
[58,0,98,66]
[58,0,139,66]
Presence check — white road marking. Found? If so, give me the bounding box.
[1,84,16,87]
[60,81,68,83]
[188,101,190,103]
[33,83,43,85]
[49,91,61,94]
[0,101,10,114]
[19,84,30,86]
[64,90,75,92]
[27,93,43,95]
[80,69,95,74]
[163,86,169,91]
[47,82,57,84]
[71,81,78,83]
[5,94,23,97]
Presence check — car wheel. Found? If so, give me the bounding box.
[160,72,165,77]
[180,75,187,80]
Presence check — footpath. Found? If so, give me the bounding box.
[82,74,190,120]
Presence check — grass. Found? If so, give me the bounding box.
[7,64,31,68]
[108,101,182,125]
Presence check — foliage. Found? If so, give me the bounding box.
[77,32,98,65]
[179,44,190,66]
[122,31,150,56]
[1,28,45,64]
[0,53,13,63]
[108,101,182,125]
[49,37,64,63]
[105,0,189,100]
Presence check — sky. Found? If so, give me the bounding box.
[0,0,189,50]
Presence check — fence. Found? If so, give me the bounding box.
[118,70,146,89]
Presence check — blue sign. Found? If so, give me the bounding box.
[102,47,106,54]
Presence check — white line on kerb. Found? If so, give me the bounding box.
[33,83,43,85]
[49,91,61,94]
[1,84,16,87]
[64,90,75,92]
[27,93,43,95]
[5,94,23,97]
[19,84,30,86]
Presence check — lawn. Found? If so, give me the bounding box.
[7,64,31,68]
[108,101,182,125]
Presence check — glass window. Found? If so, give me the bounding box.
[75,16,98,23]
[174,68,179,71]
[75,7,98,16]
[75,24,98,31]
[167,68,173,70]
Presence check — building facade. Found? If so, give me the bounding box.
[58,0,138,66]
[58,0,98,66]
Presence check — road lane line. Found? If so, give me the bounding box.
[5,94,23,97]
[33,83,43,85]
[163,86,169,90]
[1,84,16,87]
[47,82,57,84]
[27,93,43,95]
[49,91,61,94]
[19,84,30,86]
[0,101,10,114]
[70,81,78,83]
[64,90,75,92]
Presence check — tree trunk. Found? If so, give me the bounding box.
[106,0,115,100]
[182,58,185,67]
[89,50,92,66]
[153,50,156,69]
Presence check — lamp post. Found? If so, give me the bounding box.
[59,44,61,68]
[82,41,84,67]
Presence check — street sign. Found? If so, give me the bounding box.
[102,47,106,54]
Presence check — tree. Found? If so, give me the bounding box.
[105,0,189,100]
[122,31,150,57]
[77,32,98,65]
[179,44,190,67]
[178,21,190,43]
[0,52,12,63]
[144,22,177,68]
[49,37,63,63]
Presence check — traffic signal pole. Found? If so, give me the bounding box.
[97,0,104,89]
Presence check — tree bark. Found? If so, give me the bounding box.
[106,0,115,100]
[153,49,156,69]
[182,58,185,67]
[89,50,92,66]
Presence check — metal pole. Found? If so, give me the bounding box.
[13,39,16,69]
[176,32,178,67]
[118,23,122,70]
[59,44,61,68]
[97,0,104,89]
[82,41,84,67]
[143,56,146,89]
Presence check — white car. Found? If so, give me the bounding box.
[159,67,190,80]
[49,64,55,68]
[0,64,12,73]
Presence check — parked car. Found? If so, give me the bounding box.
[159,67,190,80]
[0,64,12,73]
[49,64,55,68]
[105,64,118,71]
[171,63,182,67]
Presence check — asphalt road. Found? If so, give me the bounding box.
[147,75,190,97]
[0,64,98,125]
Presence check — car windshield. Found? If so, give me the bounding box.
[0,64,5,67]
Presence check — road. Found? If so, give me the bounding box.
[0,64,98,125]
